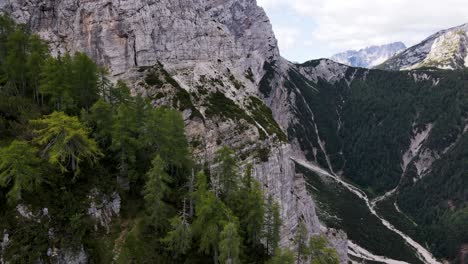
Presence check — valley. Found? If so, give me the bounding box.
[294,159,439,264]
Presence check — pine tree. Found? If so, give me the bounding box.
[264,195,282,254]
[26,34,48,104]
[238,164,265,246]
[31,111,102,175]
[0,15,15,63]
[214,146,239,198]
[193,172,232,264]
[143,155,171,231]
[96,67,113,101]
[85,99,114,148]
[3,28,29,96]
[70,52,99,111]
[161,213,192,258]
[309,236,340,264]
[294,221,309,264]
[39,55,75,112]
[0,140,42,204]
[110,103,140,180]
[267,248,295,264]
[219,222,241,264]
[108,80,132,106]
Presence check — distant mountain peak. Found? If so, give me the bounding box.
[330,42,406,68]
[378,23,468,70]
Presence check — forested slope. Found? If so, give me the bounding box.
[278,59,468,261]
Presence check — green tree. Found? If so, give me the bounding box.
[31,111,102,175]
[214,146,239,198]
[96,67,113,101]
[108,80,132,106]
[26,34,48,103]
[39,55,75,112]
[267,248,295,264]
[85,99,114,148]
[0,15,15,63]
[143,155,171,231]
[309,236,340,264]
[161,214,192,258]
[0,140,42,204]
[70,52,99,111]
[219,222,241,264]
[110,103,140,180]
[2,28,29,96]
[264,195,282,254]
[294,221,309,264]
[237,164,265,246]
[193,176,231,264]
[142,107,191,176]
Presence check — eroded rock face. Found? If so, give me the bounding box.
[2,0,278,76]
[87,189,121,232]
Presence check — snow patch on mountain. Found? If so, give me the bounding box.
[330,42,406,68]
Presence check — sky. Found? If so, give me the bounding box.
[257,0,468,62]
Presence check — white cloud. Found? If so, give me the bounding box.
[258,0,468,57]
[272,26,300,50]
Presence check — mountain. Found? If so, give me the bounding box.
[1,0,467,264]
[330,42,406,68]
[0,0,347,263]
[378,23,468,70]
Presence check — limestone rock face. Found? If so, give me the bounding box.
[2,0,278,76]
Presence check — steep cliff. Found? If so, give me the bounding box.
[0,0,348,262]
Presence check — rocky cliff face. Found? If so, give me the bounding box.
[0,0,348,262]
[378,23,468,70]
[2,0,278,77]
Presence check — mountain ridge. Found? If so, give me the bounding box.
[378,23,468,70]
[330,42,406,68]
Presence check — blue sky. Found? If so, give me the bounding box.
[257,0,468,62]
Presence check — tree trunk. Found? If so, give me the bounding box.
[213,248,219,264]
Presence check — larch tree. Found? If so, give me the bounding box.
[3,27,29,96]
[267,248,295,264]
[294,221,310,264]
[70,52,99,111]
[110,102,140,180]
[237,164,265,246]
[309,235,340,264]
[143,155,171,232]
[264,195,282,255]
[0,140,42,204]
[214,146,239,199]
[193,172,231,264]
[161,212,192,259]
[26,34,48,104]
[39,55,75,112]
[31,111,102,176]
[219,222,241,264]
